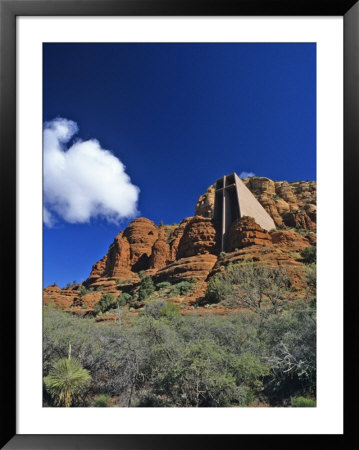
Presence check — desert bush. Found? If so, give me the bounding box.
[205,262,292,314]
[304,263,316,298]
[43,290,316,408]
[300,246,316,264]
[141,300,166,319]
[138,275,155,302]
[291,396,316,407]
[94,294,116,315]
[117,293,132,307]
[205,276,235,304]
[79,285,88,296]
[92,394,111,407]
[156,281,172,291]
[160,302,180,319]
[171,280,195,296]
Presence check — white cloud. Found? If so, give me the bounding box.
[44,118,140,226]
[239,171,255,178]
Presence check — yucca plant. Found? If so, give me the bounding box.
[44,348,91,407]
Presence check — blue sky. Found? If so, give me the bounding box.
[43,43,316,288]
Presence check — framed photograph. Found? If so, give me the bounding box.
[1,0,356,448]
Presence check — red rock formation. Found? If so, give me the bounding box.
[282,210,316,230]
[43,286,79,310]
[123,218,159,270]
[154,254,218,283]
[270,230,312,252]
[195,185,215,217]
[168,218,193,260]
[149,238,171,269]
[87,256,108,285]
[176,216,218,258]
[104,232,132,278]
[226,216,271,252]
[86,218,160,285]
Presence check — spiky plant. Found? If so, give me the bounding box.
[44,357,91,407]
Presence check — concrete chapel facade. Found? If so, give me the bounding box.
[213,173,276,251]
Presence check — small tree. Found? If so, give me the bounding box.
[171,281,195,296]
[156,281,172,291]
[138,275,155,302]
[117,293,132,307]
[300,246,316,264]
[94,293,116,315]
[205,276,234,304]
[160,302,180,319]
[79,285,88,296]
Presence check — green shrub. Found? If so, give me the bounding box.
[291,396,316,407]
[43,286,316,408]
[79,285,88,296]
[305,263,316,294]
[205,276,234,304]
[160,302,180,319]
[171,281,195,296]
[117,293,132,307]
[141,299,166,318]
[156,281,172,291]
[94,294,116,315]
[138,275,155,302]
[92,394,111,407]
[300,246,316,264]
[205,262,292,313]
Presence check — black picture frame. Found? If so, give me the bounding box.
[1,0,356,448]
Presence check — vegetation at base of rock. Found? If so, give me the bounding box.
[78,285,89,296]
[300,245,316,264]
[291,396,316,407]
[171,280,195,296]
[117,293,132,307]
[43,282,316,407]
[93,293,116,315]
[43,356,91,407]
[141,299,180,320]
[137,273,155,302]
[205,262,292,314]
[156,281,172,290]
